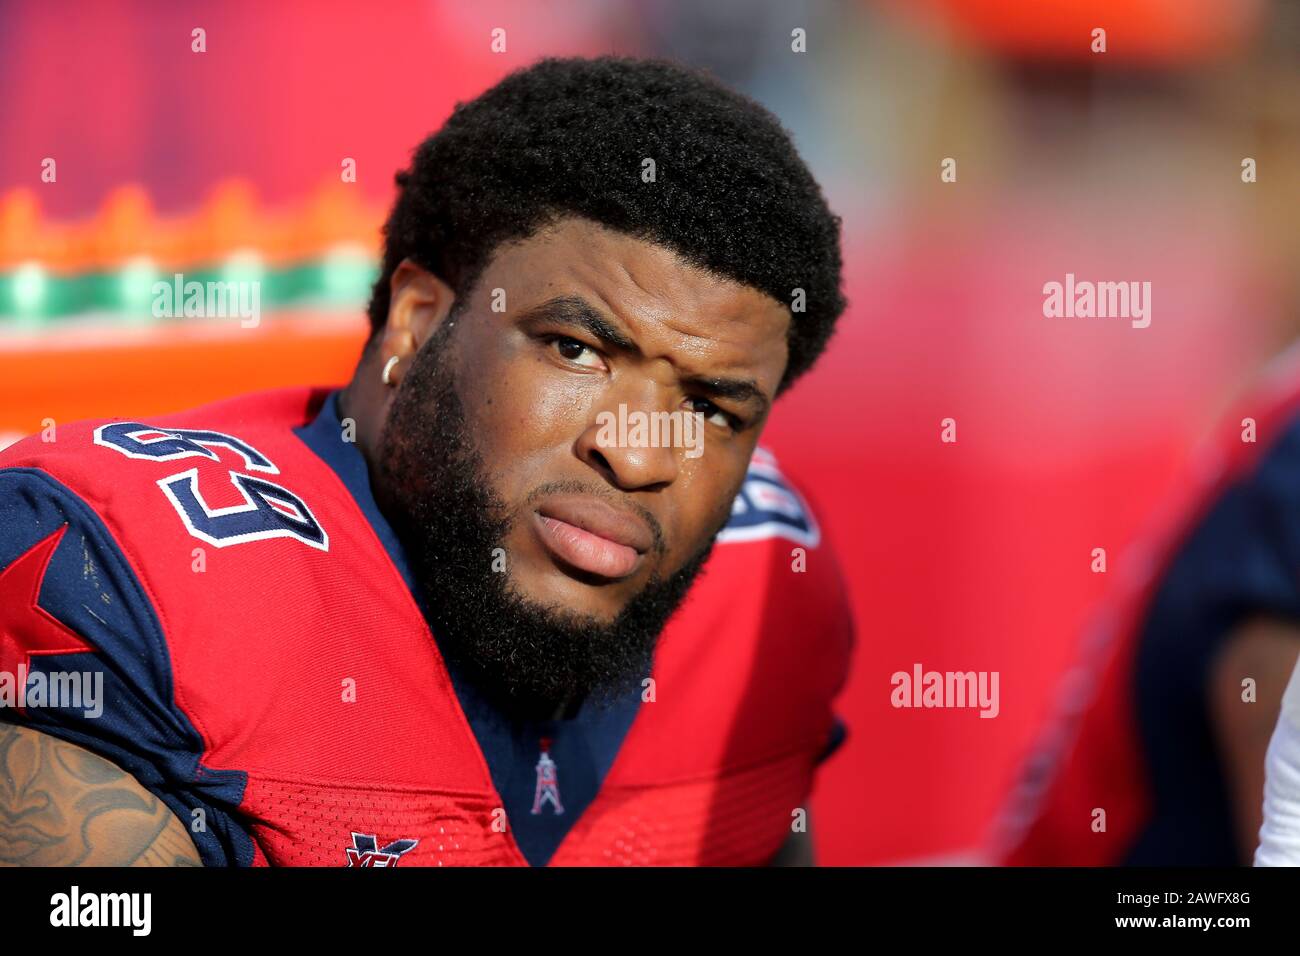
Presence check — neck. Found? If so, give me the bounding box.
[338,355,389,470]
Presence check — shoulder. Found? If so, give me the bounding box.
[0,386,325,488]
[0,387,338,730]
[1147,394,1300,630]
[633,447,855,777]
[0,387,336,553]
[719,447,821,548]
[0,463,178,726]
[0,464,252,865]
[711,446,847,618]
[670,444,854,689]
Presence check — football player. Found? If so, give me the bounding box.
[0,57,854,867]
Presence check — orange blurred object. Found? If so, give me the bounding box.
[883,0,1267,64]
[0,314,368,443]
[0,181,385,273]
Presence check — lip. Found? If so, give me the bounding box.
[531,495,655,580]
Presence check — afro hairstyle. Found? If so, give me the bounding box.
[366,55,845,392]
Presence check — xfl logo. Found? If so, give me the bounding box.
[345,831,419,867]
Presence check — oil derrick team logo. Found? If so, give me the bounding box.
[531,737,564,815]
[345,831,419,867]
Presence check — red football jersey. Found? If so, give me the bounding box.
[0,385,853,866]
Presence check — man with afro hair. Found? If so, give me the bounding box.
[0,56,854,868]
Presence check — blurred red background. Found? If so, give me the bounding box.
[3,0,1297,863]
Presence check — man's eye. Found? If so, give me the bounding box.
[687,398,735,430]
[552,337,604,369]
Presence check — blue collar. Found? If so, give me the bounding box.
[294,389,418,594]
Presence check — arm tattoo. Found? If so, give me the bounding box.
[0,721,202,866]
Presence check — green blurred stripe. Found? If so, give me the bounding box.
[0,255,378,323]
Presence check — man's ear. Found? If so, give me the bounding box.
[378,258,457,376]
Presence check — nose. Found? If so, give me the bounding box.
[575,390,683,492]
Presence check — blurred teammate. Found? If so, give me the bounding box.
[0,57,853,867]
[995,347,1300,865]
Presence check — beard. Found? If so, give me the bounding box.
[372,319,723,721]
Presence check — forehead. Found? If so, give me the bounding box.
[477,217,791,385]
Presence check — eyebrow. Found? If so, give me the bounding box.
[681,375,769,416]
[519,295,772,416]
[521,295,637,352]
